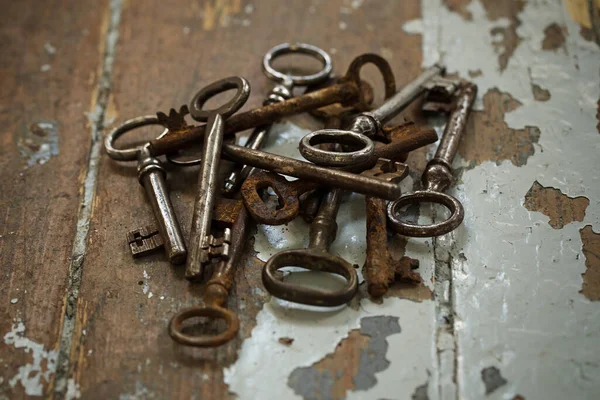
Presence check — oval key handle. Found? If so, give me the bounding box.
[240,171,319,225]
[262,248,359,307]
[189,76,250,122]
[104,115,167,161]
[386,190,464,237]
[168,282,240,347]
[299,129,375,167]
[168,305,240,347]
[263,43,333,87]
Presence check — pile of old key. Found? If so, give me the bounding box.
[104,43,477,347]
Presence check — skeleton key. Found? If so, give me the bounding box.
[185,77,250,281]
[361,160,422,297]
[223,43,333,195]
[387,81,477,237]
[169,200,250,347]
[299,64,457,166]
[104,117,187,264]
[135,53,395,161]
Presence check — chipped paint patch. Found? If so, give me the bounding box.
[480,0,525,71]
[412,378,430,400]
[523,181,589,229]
[16,121,59,168]
[118,380,155,400]
[3,319,58,396]
[481,366,507,394]
[443,0,473,20]
[460,88,541,167]
[531,83,551,101]
[225,298,435,400]
[66,378,81,400]
[542,23,567,51]
[288,316,400,400]
[580,225,600,300]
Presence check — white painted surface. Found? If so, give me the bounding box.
[416,0,600,399]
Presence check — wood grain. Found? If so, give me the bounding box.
[68,0,423,398]
[0,1,107,398]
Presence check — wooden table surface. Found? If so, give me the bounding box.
[1,0,599,399]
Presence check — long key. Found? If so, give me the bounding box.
[387,81,478,237]
[299,64,457,166]
[223,43,333,195]
[144,53,395,160]
[185,77,250,281]
[169,200,250,347]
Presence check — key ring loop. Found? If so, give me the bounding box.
[189,76,250,122]
[104,115,166,161]
[263,43,333,87]
[262,249,359,307]
[168,305,240,347]
[299,129,375,167]
[386,190,464,237]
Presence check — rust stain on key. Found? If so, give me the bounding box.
[362,160,421,297]
[148,54,395,157]
[241,171,320,225]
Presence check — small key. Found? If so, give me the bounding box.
[387,81,478,237]
[185,77,250,281]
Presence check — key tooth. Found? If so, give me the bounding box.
[127,225,164,257]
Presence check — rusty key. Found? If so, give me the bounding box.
[169,200,250,347]
[141,53,395,160]
[240,171,320,225]
[387,81,478,237]
[222,43,333,195]
[362,160,422,297]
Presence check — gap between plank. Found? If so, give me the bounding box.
[53,0,123,397]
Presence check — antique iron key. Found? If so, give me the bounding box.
[105,116,187,264]
[185,77,250,280]
[387,81,478,237]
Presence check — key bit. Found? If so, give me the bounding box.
[127,225,164,257]
[361,159,409,183]
[422,77,461,114]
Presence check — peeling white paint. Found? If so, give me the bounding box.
[142,270,150,296]
[65,378,81,400]
[414,0,600,399]
[225,298,434,400]
[3,320,58,396]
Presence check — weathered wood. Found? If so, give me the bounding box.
[69,0,423,399]
[0,1,107,398]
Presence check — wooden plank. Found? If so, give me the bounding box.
[0,0,107,398]
[70,0,423,399]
